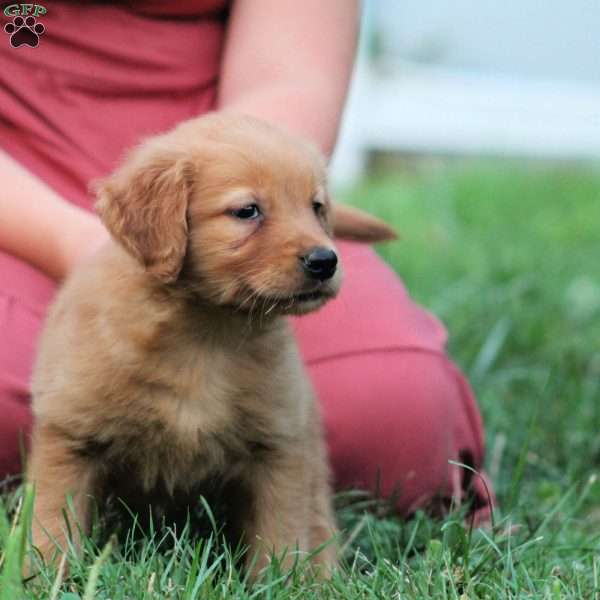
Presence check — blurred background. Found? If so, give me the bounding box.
[330,1,600,514]
[331,0,600,185]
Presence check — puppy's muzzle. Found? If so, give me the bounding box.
[300,247,338,282]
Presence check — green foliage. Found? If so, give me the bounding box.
[344,161,600,502]
[2,160,599,597]
[0,485,34,600]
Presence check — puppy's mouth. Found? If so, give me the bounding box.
[291,290,328,303]
[267,288,334,313]
[237,285,337,316]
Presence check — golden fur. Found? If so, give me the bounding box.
[27,114,395,577]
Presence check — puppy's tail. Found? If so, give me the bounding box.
[333,203,397,243]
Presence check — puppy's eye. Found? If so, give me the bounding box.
[231,204,261,220]
[312,201,325,217]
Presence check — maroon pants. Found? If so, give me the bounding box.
[0,0,492,520]
[0,240,491,520]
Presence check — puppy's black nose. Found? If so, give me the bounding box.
[300,247,338,281]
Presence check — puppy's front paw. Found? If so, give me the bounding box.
[309,541,338,579]
[244,533,306,581]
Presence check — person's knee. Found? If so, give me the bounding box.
[0,285,46,480]
[307,349,482,513]
[0,378,32,480]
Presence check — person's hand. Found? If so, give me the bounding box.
[56,207,110,277]
[0,148,111,281]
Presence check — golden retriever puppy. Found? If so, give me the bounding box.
[26,113,395,577]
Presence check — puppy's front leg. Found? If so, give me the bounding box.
[27,425,97,569]
[307,431,339,577]
[242,450,310,578]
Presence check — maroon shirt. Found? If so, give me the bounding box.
[0,1,228,209]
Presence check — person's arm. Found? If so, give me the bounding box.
[0,149,108,281]
[217,0,360,157]
[1,1,358,281]
[0,150,108,280]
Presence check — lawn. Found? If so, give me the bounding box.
[2,160,600,598]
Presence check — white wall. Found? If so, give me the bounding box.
[373,0,600,83]
[330,1,600,186]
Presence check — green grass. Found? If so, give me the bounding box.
[2,160,600,598]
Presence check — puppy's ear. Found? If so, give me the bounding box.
[332,203,397,243]
[95,149,191,283]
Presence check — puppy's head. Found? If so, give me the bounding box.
[96,114,342,316]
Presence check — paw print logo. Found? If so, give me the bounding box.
[4,15,45,48]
